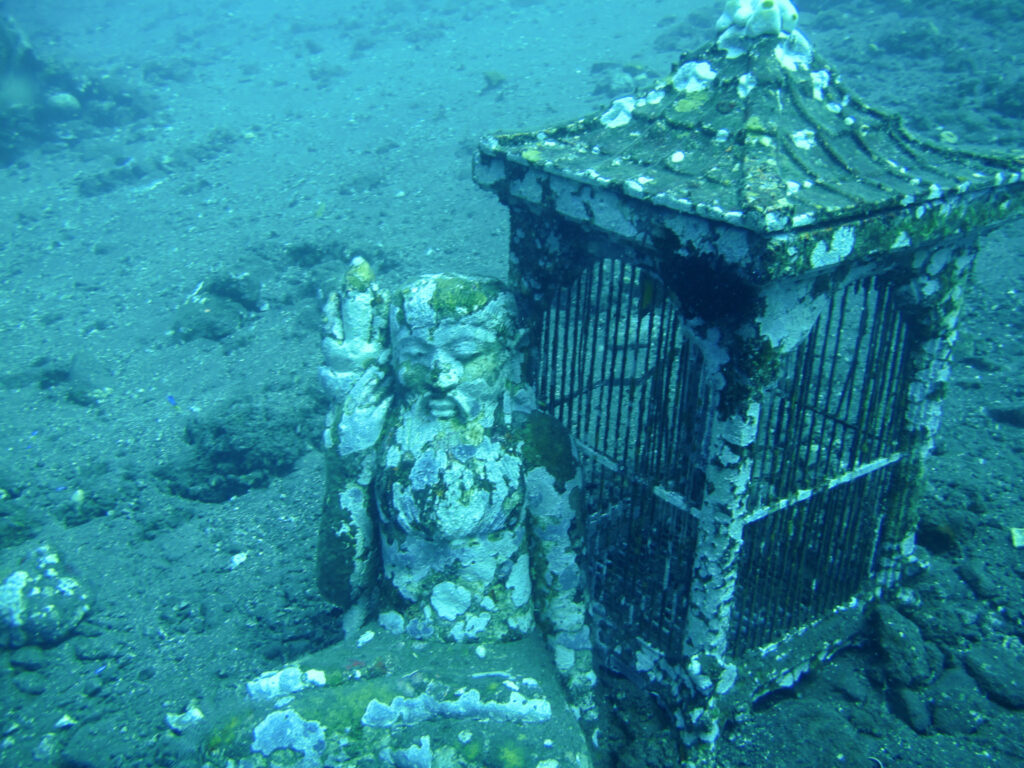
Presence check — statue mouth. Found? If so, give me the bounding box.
[427,395,461,420]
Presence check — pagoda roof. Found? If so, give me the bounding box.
[477,29,1024,236]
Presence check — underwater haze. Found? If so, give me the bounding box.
[2,0,1024,766]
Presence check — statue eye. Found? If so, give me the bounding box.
[449,342,482,361]
[395,337,432,361]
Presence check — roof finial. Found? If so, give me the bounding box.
[715,0,812,66]
[717,0,799,37]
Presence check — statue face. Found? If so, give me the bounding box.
[391,276,518,421]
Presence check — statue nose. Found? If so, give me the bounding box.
[432,357,461,391]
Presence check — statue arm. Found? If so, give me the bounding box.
[520,410,599,722]
[318,258,392,614]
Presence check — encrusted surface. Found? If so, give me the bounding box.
[200,626,592,768]
[471,0,1024,757]
[476,24,1024,245]
[319,260,597,721]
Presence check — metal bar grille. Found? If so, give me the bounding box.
[536,257,709,656]
[731,274,913,653]
[748,275,910,509]
[730,468,895,653]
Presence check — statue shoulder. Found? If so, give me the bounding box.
[513,411,576,489]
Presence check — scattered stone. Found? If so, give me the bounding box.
[205,271,262,311]
[44,91,81,117]
[171,293,245,341]
[0,544,90,649]
[873,604,931,687]
[963,639,1024,709]
[165,704,204,734]
[13,671,46,695]
[10,645,47,670]
[930,665,989,735]
[890,687,931,734]
[1011,527,1024,549]
[73,636,120,661]
[158,396,308,502]
[986,404,1024,428]
[82,676,104,697]
[32,733,59,762]
[957,558,1000,600]
[67,350,115,407]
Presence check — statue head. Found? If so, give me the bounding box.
[389,275,522,423]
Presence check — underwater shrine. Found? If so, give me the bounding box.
[196,1,1024,766]
[474,0,1024,759]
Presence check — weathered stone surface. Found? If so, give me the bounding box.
[10,645,47,670]
[963,639,1024,709]
[318,262,597,720]
[13,671,46,695]
[890,687,931,734]
[0,544,90,648]
[199,624,592,768]
[930,665,990,735]
[873,604,931,688]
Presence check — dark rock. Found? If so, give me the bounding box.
[963,639,1024,709]
[67,350,114,406]
[846,704,887,738]
[13,670,46,694]
[172,293,245,341]
[285,240,335,267]
[873,604,932,687]
[895,562,982,656]
[10,645,47,670]
[985,80,1024,121]
[915,518,959,555]
[916,504,975,556]
[826,665,871,703]
[960,355,1001,373]
[889,686,931,734]
[158,395,309,502]
[957,558,1000,600]
[206,271,262,311]
[73,636,121,662]
[930,665,990,735]
[986,404,1024,428]
[59,723,117,768]
[75,157,148,197]
[57,475,132,528]
[0,497,49,550]
[73,617,105,638]
[0,465,28,499]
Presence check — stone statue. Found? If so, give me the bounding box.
[318,257,596,717]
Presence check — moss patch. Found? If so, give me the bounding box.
[428,276,498,319]
[517,411,576,489]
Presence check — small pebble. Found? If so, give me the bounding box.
[10,646,47,671]
[46,92,81,116]
[13,671,47,695]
